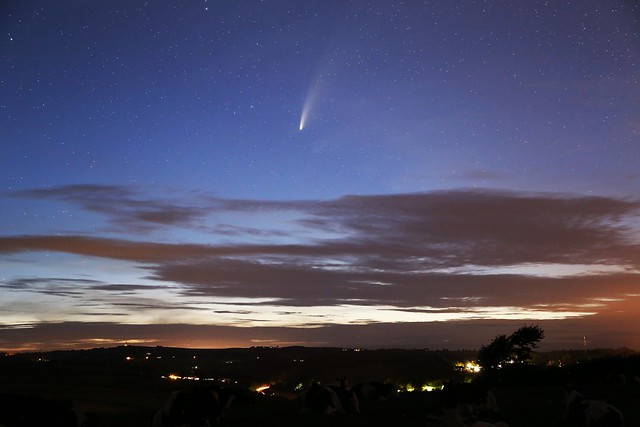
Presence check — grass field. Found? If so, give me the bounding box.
[1,380,638,426]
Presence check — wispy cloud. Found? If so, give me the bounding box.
[11,185,210,233]
[1,185,639,350]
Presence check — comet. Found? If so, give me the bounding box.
[299,77,321,131]
[299,102,310,130]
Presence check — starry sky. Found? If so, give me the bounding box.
[1,0,639,352]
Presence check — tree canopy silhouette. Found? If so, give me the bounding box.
[478,325,545,370]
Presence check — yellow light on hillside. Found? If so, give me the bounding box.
[256,384,271,394]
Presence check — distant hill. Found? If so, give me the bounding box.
[3,345,637,389]
[3,345,479,388]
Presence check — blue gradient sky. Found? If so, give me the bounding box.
[1,1,639,352]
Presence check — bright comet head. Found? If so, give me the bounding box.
[299,81,318,131]
[299,109,307,131]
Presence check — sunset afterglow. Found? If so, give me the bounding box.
[1,1,639,352]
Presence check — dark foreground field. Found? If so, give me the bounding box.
[1,382,639,427]
[1,346,639,426]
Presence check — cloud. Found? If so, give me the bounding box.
[11,185,638,267]
[0,235,246,262]
[11,184,210,233]
[313,190,640,267]
[1,277,99,297]
[456,169,507,182]
[90,284,165,294]
[2,188,639,287]
[2,186,640,350]
[2,313,640,352]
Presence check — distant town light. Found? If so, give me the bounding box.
[455,361,481,373]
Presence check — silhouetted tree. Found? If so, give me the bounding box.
[478,325,544,370]
[477,334,511,370]
[510,324,544,363]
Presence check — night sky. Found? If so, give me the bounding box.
[1,1,639,352]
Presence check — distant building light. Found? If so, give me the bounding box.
[402,384,415,392]
[455,361,482,373]
[255,384,271,394]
